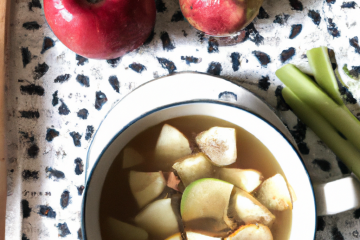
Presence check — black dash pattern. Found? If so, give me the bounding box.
[33,62,49,80]
[157,57,177,73]
[21,47,32,68]
[41,37,55,54]
[58,100,70,115]
[21,199,32,218]
[129,63,146,73]
[171,11,184,22]
[60,190,70,209]
[252,51,270,66]
[95,91,108,110]
[38,205,56,218]
[70,132,82,147]
[327,18,340,38]
[77,109,89,120]
[350,37,360,54]
[258,76,270,91]
[20,110,40,119]
[85,125,94,141]
[74,158,84,175]
[106,57,121,68]
[46,129,59,142]
[308,10,321,25]
[52,91,59,106]
[289,0,303,10]
[181,56,201,65]
[22,170,39,180]
[280,47,296,63]
[23,21,41,30]
[207,62,222,75]
[208,37,219,53]
[289,24,302,39]
[109,76,120,93]
[230,52,241,71]
[45,167,65,179]
[54,74,71,83]
[312,159,331,172]
[257,7,269,19]
[76,55,89,66]
[160,32,175,51]
[20,84,44,96]
[76,74,90,87]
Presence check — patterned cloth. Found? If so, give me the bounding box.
[5,0,360,239]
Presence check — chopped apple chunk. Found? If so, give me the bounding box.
[256,174,292,211]
[154,124,192,166]
[224,224,273,240]
[228,187,275,227]
[219,168,263,193]
[129,171,166,209]
[134,198,180,240]
[195,127,237,166]
[181,178,234,235]
[166,232,221,240]
[122,147,144,169]
[173,153,217,187]
[289,184,297,202]
[107,217,148,240]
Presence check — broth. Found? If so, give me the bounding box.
[99,115,292,240]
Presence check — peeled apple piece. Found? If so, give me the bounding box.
[224,224,273,240]
[129,171,166,209]
[219,168,263,193]
[122,147,144,169]
[181,178,234,232]
[196,127,237,166]
[228,187,275,227]
[154,124,192,166]
[173,153,216,187]
[289,184,297,202]
[134,198,180,240]
[256,174,293,211]
[166,232,221,240]
[107,217,148,240]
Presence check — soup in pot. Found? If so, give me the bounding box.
[99,115,294,240]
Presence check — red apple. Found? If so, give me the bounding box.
[44,0,156,59]
[179,0,263,36]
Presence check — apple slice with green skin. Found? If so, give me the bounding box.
[129,171,166,209]
[224,224,273,240]
[219,168,263,193]
[107,217,148,240]
[181,178,234,235]
[173,153,217,187]
[134,198,180,240]
[256,174,293,211]
[166,232,221,240]
[228,187,275,227]
[154,124,192,167]
[122,147,144,169]
[195,127,237,166]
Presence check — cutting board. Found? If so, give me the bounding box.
[0,0,10,239]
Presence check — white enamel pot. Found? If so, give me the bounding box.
[81,73,360,240]
[82,100,316,240]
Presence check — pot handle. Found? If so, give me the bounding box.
[313,174,360,216]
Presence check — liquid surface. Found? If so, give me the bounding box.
[100,115,292,240]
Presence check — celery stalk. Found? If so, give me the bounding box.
[282,87,360,179]
[276,64,360,151]
[307,46,343,105]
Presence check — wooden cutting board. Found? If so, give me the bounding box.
[0,0,10,239]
